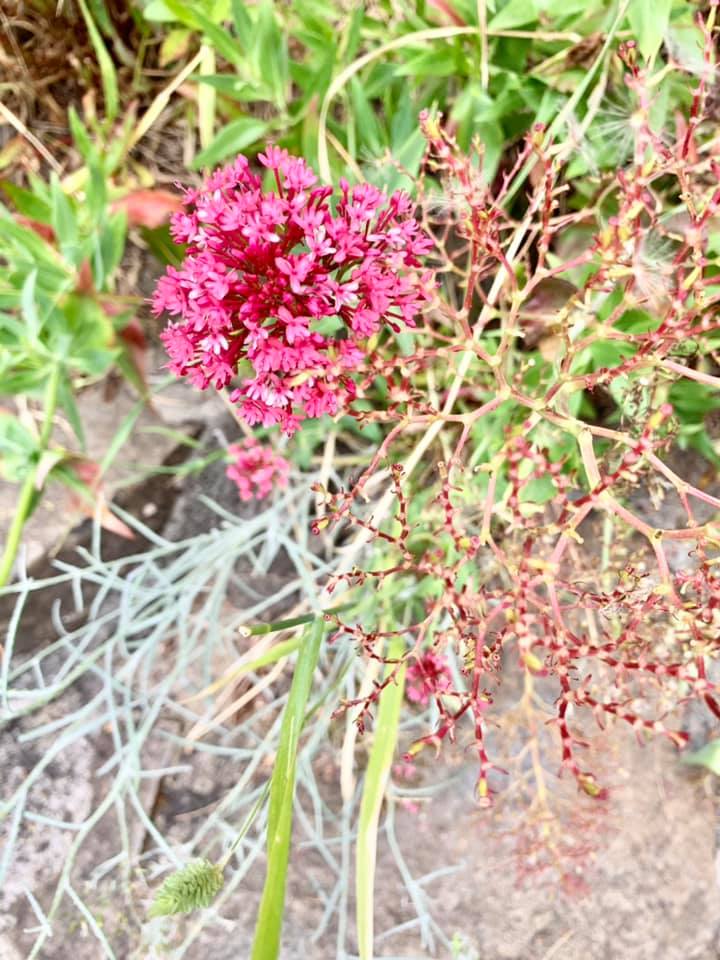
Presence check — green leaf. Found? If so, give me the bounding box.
[394,45,462,78]
[50,177,80,265]
[58,374,86,449]
[0,214,62,273]
[683,739,720,776]
[52,294,116,374]
[68,107,96,165]
[142,0,176,21]
[162,0,246,67]
[231,0,253,49]
[489,0,539,30]
[0,413,39,482]
[96,212,127,288]
[627,0,672,60]
[140,223,185,267]
[77,0,119,122]
[250,618,324,960]
[194,75,258,100]
[20,270,41,341]
[159,27,192,67]
[191,117,271,169]
[357,636,406,960]
[0,181,52,222]
[255,0,287,108]
[669,379,720,419]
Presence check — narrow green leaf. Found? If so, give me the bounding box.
[98,397,147,475]
[255,0,287,109]
[50,177,80,265]
[68,107,95,164]
[58,375,86,450]
[250,618,324,960]
[349,78,384,156]
[0,217,61,266]
[20,269,40,340]
[195,75,263,101]
[77,0,119,122]
[97,211,127,285]
[356,637,406,960]
[191,118,271,169]
[231,0,253,49]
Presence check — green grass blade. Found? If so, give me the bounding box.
[77,0,119,123]
[250,617,324,960]
[356,637,406,960]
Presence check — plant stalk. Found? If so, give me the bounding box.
[0,363,62,587]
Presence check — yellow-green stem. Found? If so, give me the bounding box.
[0,363,62,587]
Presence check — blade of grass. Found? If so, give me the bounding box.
[197,43,216,156]
[126,50,205,154]
[77,0,119,124]
[0,363,62,587]
[356,636,406,960]
[250,617,324,960]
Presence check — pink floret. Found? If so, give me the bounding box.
[226,438,290,501]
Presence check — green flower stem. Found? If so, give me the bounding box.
[0,363,62,587]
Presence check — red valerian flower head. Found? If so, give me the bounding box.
[153,149,435,434]
[226,438,290,501]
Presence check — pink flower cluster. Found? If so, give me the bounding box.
[226,438,290,501]
[406,651,452,706]
[153,148,434,434]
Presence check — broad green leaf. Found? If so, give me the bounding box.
[489,0,539,30]
[162,0,246,67]
[250,618,324,960]
[627,0,672,60]
[0,182,52,222]
[191,117,271,169]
